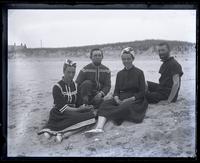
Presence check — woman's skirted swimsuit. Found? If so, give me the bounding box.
[38,77,96,136]
[98,65,148,124]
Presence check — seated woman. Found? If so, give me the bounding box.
[38,59,96,142]
[84,47,148,136]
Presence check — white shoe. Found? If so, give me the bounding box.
[44,132,51,139]
[56,133,63,143]
[84,128,104,137]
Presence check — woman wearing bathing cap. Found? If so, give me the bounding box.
[38,59,96,142]
[84,47,148,136]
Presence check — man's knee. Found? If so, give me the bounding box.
[146,92,166,104]
[80,80,93,88]
[78,80,94,104]
[147,81,159,92]
[79,80,94,94]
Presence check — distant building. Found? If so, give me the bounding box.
[8,43,27,53]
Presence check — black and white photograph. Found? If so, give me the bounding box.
[7,7,196,157]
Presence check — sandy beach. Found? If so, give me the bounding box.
[7,56,196,157]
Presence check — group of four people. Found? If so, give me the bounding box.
[38,42,183,142]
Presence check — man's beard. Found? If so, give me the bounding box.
[159,53,170,62]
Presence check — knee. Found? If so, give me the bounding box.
[80,80,93,88]
[79,80,94,92]
[145,92,161,104]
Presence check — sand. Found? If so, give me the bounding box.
[7,56,196,157]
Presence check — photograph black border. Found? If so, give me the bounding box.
[0,0,199,161]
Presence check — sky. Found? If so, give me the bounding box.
[8,9,196,48]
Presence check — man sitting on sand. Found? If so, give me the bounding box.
[146,42,183,104]
[76,48,111,109]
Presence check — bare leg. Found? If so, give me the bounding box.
[95,116,107,130]
[55,133,63,143]
[43,132,51,139]
[84,116,106,137]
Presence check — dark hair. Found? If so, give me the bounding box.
[158,42,170,51]
[90,48,103,58]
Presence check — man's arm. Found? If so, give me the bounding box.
[101,70,111,96]
[167,74,180,103]
[113,72,120,97]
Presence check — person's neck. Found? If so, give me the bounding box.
[92,62,101,67]
[125,64,133,70]
[63,77,71,85]
[162,56,171,62]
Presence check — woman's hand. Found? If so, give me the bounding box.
[79,104,88,111]
[78,104,93,112]
[114,96,122,105]
[122,96,136,104]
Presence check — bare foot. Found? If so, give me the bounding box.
[44,132,51,139]
[84,128,104,138]
[55,133,63,143]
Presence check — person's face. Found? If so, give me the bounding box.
[121,53,133,68]
[91,50,103,66]
[64,66,76,81]
[158,45,170,62]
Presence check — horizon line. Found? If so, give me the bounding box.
[8,39,196,49]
